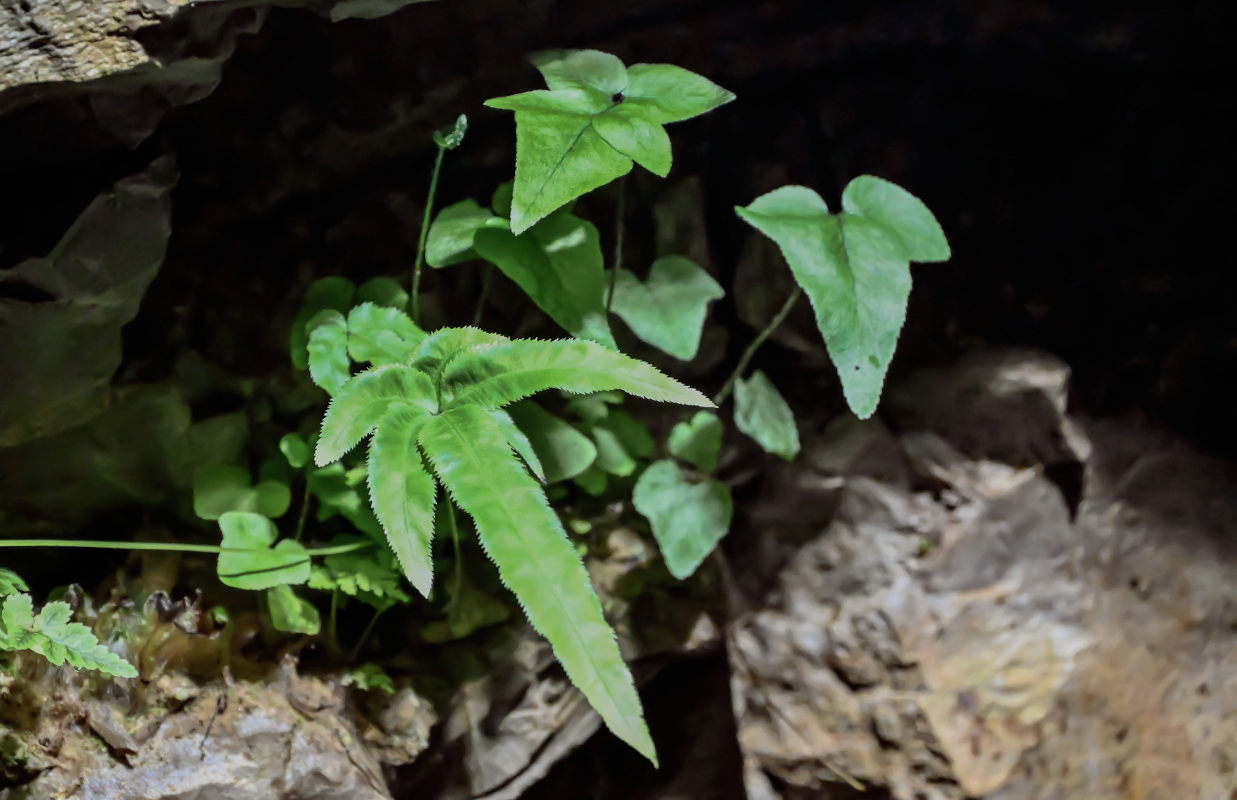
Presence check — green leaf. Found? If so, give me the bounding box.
[633,460,732,580]
[355,276,410,310]
[307,463,384,540]
[216,511,310,590]
[346,302,426,366]
[473,211,615,347]
[193,465,292,521]
[409,326,509,376]
[308,542,410,608]
[0,568,29,597]
[610,255,723,360]
[426,199,505,268]
[279,433,311,469]
[667,411,723,473]
[0,594,138,678]
[443,338,712,411]
[367,404,438,597]
[507,401,597,483]
[346,662,396,694]
[486,50,734,233]
[735,178,949,418]
[291,277,355,370]
[734,370,800,460]
[490,408,546,482]
[418,405,656,765]
[267,585,321,635]
[317,365,437,466]
[622,63,737,124]
[307,310,351,396]
[573,464,609,496]
[589,409,654,477]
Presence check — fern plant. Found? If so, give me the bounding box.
[0,589,137,679]
[312,324,709,763]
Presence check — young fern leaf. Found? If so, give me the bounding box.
[307,310,351,396]
[443,339,712,410]
[418,405,657,765]
[489,408,546,482]
[409,326,510,378]
[367,404,438,597]
[0,594,137,678]
[346,302,426,366]
[316,365,437,466]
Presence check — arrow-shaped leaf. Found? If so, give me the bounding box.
[633,459,733,580]
[735,177,949,418]
[610,255,723,360]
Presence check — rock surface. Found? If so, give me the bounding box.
[731,350,1237,799]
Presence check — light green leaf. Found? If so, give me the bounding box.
[307,310,351,396]
[409,326,509,376]
[418,405,656,765]
[531,49,627,94]
[279,433,311,469]
[622,63,736,124]
[316,365,437,466]
[589,409,654,477]
[291,277,355,369]
[355,276,410,310]
[308,542,410,608]
[610,255,724,360]
[443,338,712,410]
[0,569,28,596]
[490,408,546,482]
[267,585,321,635]
[473,210,614,347]
[735,178,949,418]
[668,411,723,473]
[507,401,597,483]
[633,459,733,580]
[734,370,800,460]
[216,511,310,590]
[367,404,437,597]
[486,50,733,233]
[0,593,138,678]
[346,302,426,366]
[426,199,504,268]
[346,662,396,694]
[193,465,292,521]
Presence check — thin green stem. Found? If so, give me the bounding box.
[605,177,627,313]
[293,486,312,543]
[411,143,448,325]
[444,497,463,612]
[328,589,339,645]
[713,287,803,406]
[349,607,385,662]
[0,539,372,557]
[472,265,494,327]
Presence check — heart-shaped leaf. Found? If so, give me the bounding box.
[667,411,723,473]
[734,370,800,460]
[193,465,291,521]
[633,459,732,579]
[610,255,723,360]
[735,177,949,418]
[486,50,734,233]
[217,511,310,590]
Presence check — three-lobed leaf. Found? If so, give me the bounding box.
[610,255,723,360]
[486,49,734,233]
[418,404,657,764]
[633,459,733,580]
[193,464,291,521]
[734,370,800,460]
[735,177,949,418]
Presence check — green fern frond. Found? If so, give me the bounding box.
[0,594,137,679]
[316,365,437,466]
[367,404,438,597]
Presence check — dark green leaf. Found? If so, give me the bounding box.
[734,370,800,460]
